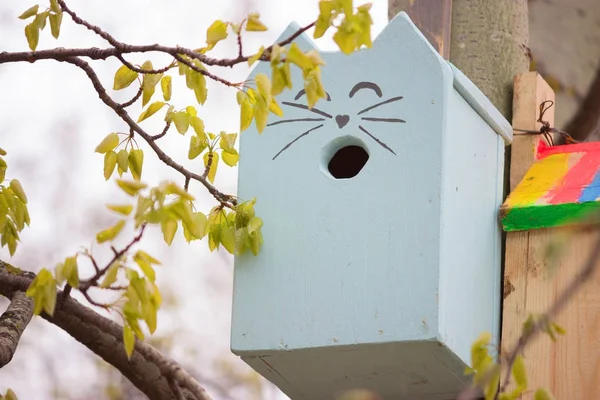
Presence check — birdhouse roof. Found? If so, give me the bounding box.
[252,12,513,145]
[449,63,513,144]
[500,141,600,231]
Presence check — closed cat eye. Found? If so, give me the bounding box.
[294,89,331,101]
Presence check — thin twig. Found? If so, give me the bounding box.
[79,224,147,291]
[60,56,236,207]
[118,86,143,108]
[151,122,172,141]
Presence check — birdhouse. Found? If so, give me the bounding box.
[231,12,513,400]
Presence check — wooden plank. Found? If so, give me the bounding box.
[509,72,555,191]
[502,72,600,399]
[501,72,555,396]
[388,0,452,59]
[500,141,600,231]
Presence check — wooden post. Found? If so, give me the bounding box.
[388,0,452,59]
[501,72,600,398]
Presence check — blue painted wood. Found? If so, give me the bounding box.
[231,12,511,400]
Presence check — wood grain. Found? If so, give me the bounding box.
[502,72,600,399]
[510,72,555,191]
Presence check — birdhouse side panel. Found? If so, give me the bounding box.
[437,88,505,365]
[232,13,455,355]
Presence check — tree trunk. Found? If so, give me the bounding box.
[448,0,530,119]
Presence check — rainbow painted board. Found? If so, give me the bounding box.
[501,141,600,231]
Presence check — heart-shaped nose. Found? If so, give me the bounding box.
[335,114,350,128]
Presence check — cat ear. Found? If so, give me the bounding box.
[272,21,319,53]
[372,11,441,59]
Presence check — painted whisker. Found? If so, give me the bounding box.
[268,118,326,127]
[361,117,406,123]
[359,125,396,155]
[273,124,324,160]
[281,101,333,118]
[357,96,403,115]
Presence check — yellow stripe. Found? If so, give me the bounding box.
[505,153,570,207]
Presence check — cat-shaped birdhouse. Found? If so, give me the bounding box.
[231,12,512,400]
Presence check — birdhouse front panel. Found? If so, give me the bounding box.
[231,12,512,400]
[233,14,452,353]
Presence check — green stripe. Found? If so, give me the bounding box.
[501,202,600,232]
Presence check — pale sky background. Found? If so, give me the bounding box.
[0,1,388,399]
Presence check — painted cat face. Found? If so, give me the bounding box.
[239,15,450,186]
[270,81,405,161]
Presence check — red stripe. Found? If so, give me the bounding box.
[546,152,600,204]
[537,141,600,159]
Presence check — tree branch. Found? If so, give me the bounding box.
[0,290,34,368]
[57,55,235,207]
[0,260,212,400]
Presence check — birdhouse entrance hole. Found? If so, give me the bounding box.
[321,136,369,179]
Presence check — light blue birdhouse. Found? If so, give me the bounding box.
[231,12,512,400]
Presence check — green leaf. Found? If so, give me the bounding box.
[106,204,133,216]
[117,149,129,174]
[96,220,126,243]
[219,133,237,152]
[25,268,57,316]
[63,256,79,288]
[512,354,527,388]
[0,147,6,156]
[253,95,269,133]
[221,150,239,167]
[534,388,555,400]
[136,250,161,265]
[203,151,219,183]
[100,261,120,288]
[185,106,197,117]
[221,225,235,253]
[128,149,144,181]
[286,43,313,70]
[160,76,172,101]
[162,181,195,201]
[141,61,163,107]
[246,13,268,31]
[18,5,39,19]
[271,62,292,95]
[161,218,177,245]
[173,111,190,134]
[134,252,156,282]
[4,388,19,400]
[49,11,62,39]
[123,324,135,359]
[35,12,48,30]
[9,179,27,204]
[237,90,255,132]
[95,133,120,154]
[113,65,138,90]
[0,158,6,183]
[304,68,326,109]
[248,46,264,66]
[24,22,39,51]
[249,229,262,256]
[189,115,206,137]
[188,135,206,160]
[137,101,166,122]
[117,179,147,196]
[50,0,61,13]
[206,20,229,48]
[314,0,335,38]
[104,151,117,180]
[247,216,263,234]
